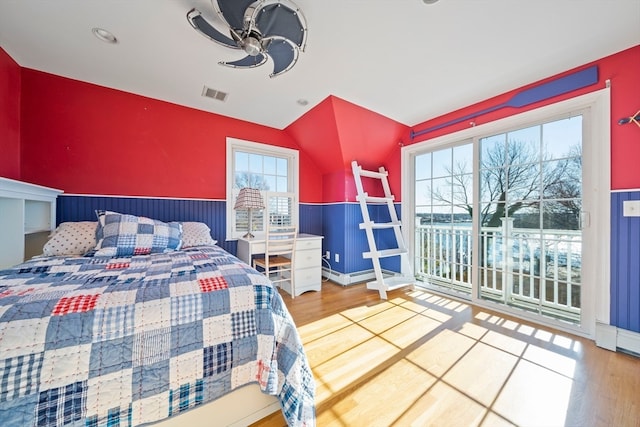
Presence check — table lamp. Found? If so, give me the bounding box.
[233,187,265,239]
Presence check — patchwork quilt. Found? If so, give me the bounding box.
[0,246,315,427]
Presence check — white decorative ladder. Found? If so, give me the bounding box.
[351,160,415,299]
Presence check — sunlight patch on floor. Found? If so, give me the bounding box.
[357,305,418,335]
[396,381,489,427]
[297,313,354,344]
[394,297,430,314]
[480,330,528,356]
[301,287,586,427]
[312,336,400,403]
[380,312,442,349]
[523,343,577,378]
[456,321,489,340]
[493,359,574,426]
[422,307,453,323]
[406,329,476,377]
[340,300,395,322]
[303,323,375,367]
[316,359,437,427]
[443,342,519,406]
[500,319,520,331]
[534,329,554,341]
[553,334,580,350]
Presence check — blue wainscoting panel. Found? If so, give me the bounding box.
[59,197,327,258]
[57,195,234,254]
[299,203,323,236]
[611,191,640,333]
[321,203,404,277]
[344,203,374,274]
[371,203,402,273]
[321,204,348,275]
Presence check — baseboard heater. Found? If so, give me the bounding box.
[596,322,640,357]
[322,267,399,286]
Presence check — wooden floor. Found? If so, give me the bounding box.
[252,281,640,427]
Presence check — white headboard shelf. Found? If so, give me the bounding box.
[0,177,63,269]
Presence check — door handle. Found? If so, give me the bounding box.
[580,211,590,229]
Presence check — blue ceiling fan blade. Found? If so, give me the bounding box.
[215,0,255,31]
[187,8,238,48]
[221,53,268,69]
[264,38,298,77]
[255,3,307,48]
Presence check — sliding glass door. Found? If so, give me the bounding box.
[407,104,600,331]
[477,116,583,323]
[414,142,474,297]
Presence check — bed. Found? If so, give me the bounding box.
[0,212,315,427]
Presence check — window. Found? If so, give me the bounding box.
[226,138,299,239]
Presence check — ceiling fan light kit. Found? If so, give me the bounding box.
[187,0,308,77]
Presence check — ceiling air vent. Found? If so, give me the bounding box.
[202,86,228,102]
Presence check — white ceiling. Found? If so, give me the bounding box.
[1,0,639,130]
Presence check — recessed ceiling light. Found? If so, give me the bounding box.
[423,0,439,4]
[92,28,118,44]
[297,99,309,106]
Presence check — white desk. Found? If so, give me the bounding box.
[237,233,323,297]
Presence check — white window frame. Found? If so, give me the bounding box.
[226,137,299,240]
[402,88,610,339]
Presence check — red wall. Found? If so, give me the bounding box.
[19,70,323,202]
[286,96,409,203]
[0,47,21,179]
[9,45,640,204]
[285,97,342,174]
[408,45,640,190]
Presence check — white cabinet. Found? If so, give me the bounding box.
[0,177,63,269]
[237,233,323,297]
[290,235,322,296]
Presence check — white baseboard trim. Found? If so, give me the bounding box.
[322,268,376,286]
[617,329,640,356]
[595,322,640,355]
[322,268,401,286]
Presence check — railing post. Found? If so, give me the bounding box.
[501,217,514,303]
[415,217,423,276]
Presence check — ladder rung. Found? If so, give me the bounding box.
[359,195,394,203]
[367,276,415,291]
[359,221,401,230]
[363,248,407,259]
[357,168,388,179]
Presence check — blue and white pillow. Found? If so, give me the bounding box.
[93,210,182,257]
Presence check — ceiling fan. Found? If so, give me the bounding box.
[187,0,308,77]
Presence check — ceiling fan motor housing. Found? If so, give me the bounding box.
[241,33,262,56]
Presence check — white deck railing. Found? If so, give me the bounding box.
[415,220,582,322]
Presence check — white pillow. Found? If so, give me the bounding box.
[181,222,218,247]
[43,221,98,256]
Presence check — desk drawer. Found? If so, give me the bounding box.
[295,249,320,269]
[295,266,321,293]
[296,238,321,251]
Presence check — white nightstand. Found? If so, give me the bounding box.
[237,233,324,297]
